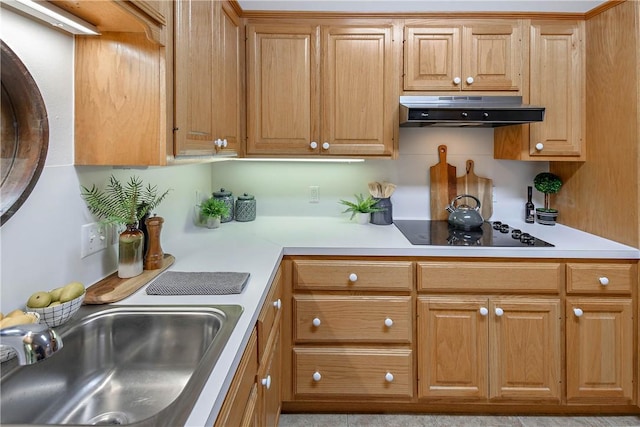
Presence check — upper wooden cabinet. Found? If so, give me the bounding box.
[174,0,241,157]
[74,19,171,166]
[495,20,586,161]
[246,22,397,157]
[404,20,524,93]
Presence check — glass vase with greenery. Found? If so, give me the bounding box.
[81,175,171,278]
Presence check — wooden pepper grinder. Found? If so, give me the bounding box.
[144,215,164,270]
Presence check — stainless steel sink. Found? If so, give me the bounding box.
[0,304,243,426]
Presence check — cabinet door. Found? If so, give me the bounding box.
[174,0,217,156]
[528,21,585,158]
[489,298,561,402]
[404,25,461,91]
[258,328,282,427]
[417,297,488,400]
[246,24,319,155]
[322,25,395,156]
[216,2,242,154]
[462,20,523,92]
[566,298,633,404]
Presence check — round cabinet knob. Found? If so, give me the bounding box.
[573,308,584,317]
[466,76,474,84]
[535,142,544,151]
[385,372,394,383]
[273,298,282,310]
[348,273,358,282]
[222,138,228,148]
[310,141,318,149]
[384,318,393,328]
[453,77,461,85]
[494,307,504,317]
[322,142,330,150]
[479,307,489,316]
[262,375,271,389]
[312,371,322,382]
[312,317,321,327]
[599,277,610,286]
[213,138,221,147]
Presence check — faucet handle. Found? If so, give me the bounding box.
[0,323,63,365]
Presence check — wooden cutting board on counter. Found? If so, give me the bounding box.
[456,159,493,220]
[429,145,457,220]
[84,254,175,304]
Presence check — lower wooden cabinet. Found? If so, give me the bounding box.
[418,296,561,403]
[293,347,413,399]
[566,298,634,404]
[258,328,282,427]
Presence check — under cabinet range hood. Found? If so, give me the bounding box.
[399,95,545,128]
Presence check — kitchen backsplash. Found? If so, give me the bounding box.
[210,128,548,220]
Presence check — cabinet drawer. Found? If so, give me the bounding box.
[293,347,413,398]
[567,263,635,294]
[257,268,283,361]
[293,260,413,291]
[417,261,562,293]
[294,295,412,343]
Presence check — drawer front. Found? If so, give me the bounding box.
[417,261,562,293]
[294,347,413,398]
[294,295,412,343]
[257,268,283,361]
[293,259,413,291]
[567,263,635,294]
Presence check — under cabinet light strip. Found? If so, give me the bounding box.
[232,158,365,163]
[2,0,100,35]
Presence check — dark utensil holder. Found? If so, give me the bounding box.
[370,197,393,225]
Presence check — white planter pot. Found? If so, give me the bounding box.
[205,216,221,229]
[355,212,370,225]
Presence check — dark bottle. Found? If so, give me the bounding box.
[525,186,535,223]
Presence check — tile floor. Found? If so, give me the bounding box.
[278,414,640,427]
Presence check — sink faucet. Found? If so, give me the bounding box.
[1,323,63,365]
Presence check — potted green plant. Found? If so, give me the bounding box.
[81,175,171,278]
[199,197,230,229]
[533,172,563,226]
[339,193,384,224]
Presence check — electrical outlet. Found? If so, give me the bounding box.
[80,222,108,258]
[309,186,319,203]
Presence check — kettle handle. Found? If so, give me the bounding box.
[450,194,481,211]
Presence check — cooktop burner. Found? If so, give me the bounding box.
[394,220,554,247]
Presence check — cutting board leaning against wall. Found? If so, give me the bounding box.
[430,145,493,220]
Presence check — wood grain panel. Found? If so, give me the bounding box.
[257,267,283,361]
[551,1,639,246]
[417,297,489,400]
[417,261,563,293]
[293,259,413,291]
[489,298,561,402]
[404,24,461,90]
[566,298,634,404]
[74,32,165,166]
[294,295,412,343]
[566,263,635,294]
[293,347,413,398]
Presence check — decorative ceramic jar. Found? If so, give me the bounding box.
[370,197,393,225]
[235,193,256,222]
[213,188,234,222]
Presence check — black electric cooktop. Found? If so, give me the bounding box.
[394,220,554,247]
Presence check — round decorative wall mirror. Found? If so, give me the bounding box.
[1,40,49,225]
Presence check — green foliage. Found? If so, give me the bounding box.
[339,193,384,220]
[81,175,171,226]
[534,172,563,210]
[200,197,230,218]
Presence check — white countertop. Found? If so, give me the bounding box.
[113,216,640,426]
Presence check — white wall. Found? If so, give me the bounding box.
[0,10,213,313]
[210,128,548,220]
